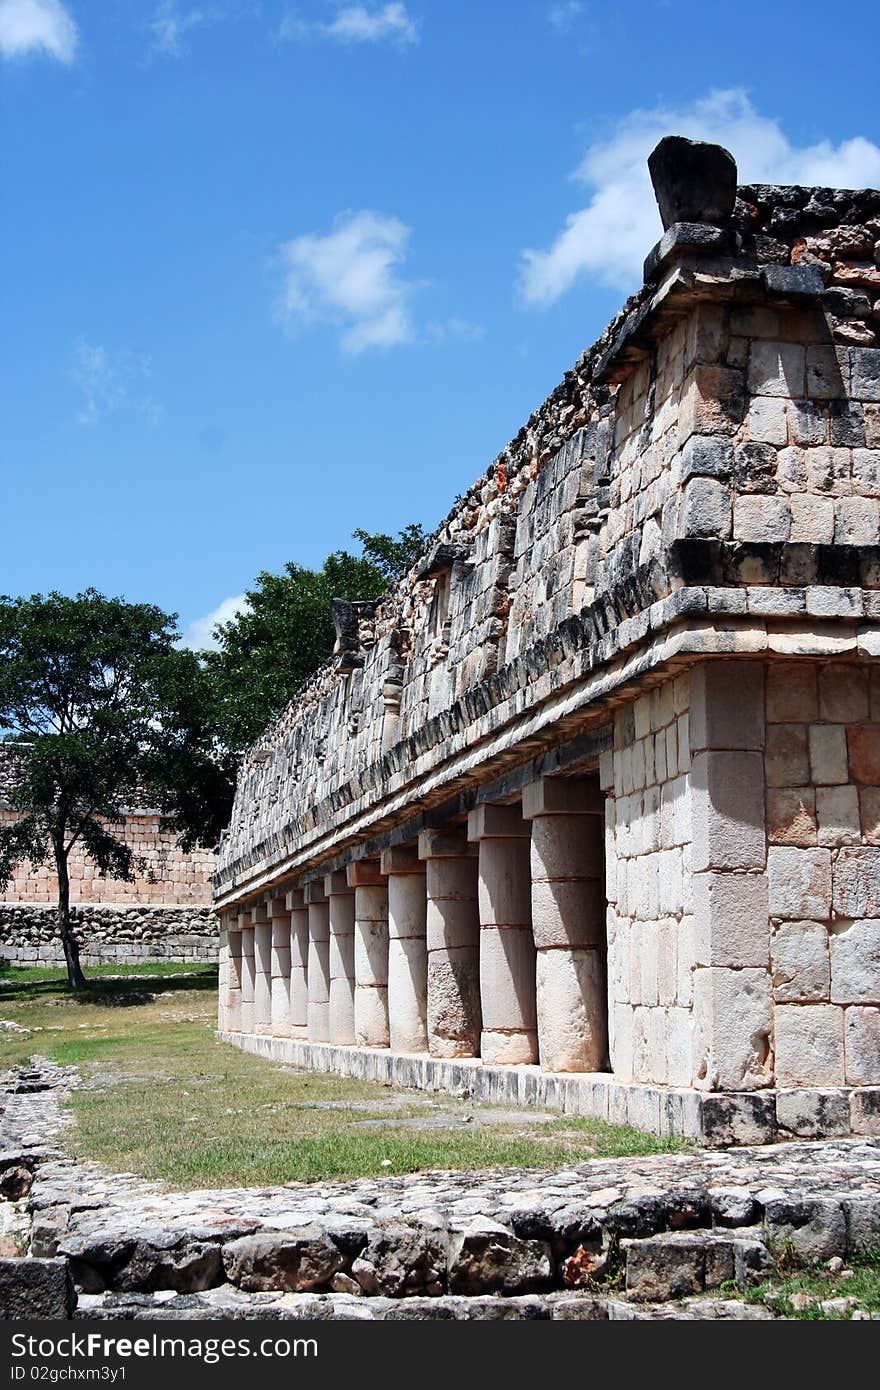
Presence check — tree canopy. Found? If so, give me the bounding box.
[204,524,427,752]
[0,590,234,988]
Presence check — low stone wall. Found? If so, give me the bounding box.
[0,904,218,967]
[4,1061,880,1320]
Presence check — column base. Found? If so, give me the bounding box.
[480,1029,538,1066]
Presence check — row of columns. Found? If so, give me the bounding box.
[220,776,608,1074]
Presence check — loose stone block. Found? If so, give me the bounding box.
[816,785,861,847]
[830,919,880,1002]
[692,871,769,968]
[766,787,817,846]
[850,1087,880,1135]
[768,847,832,920]
[691,751,766,872]
[844,1005,880,1084]
[762,1197,847,1261]
[765,725,809,786]
[0,1257,75,1319]
[689,660,764,752]
[535,946,607,1074]
[775,1088,851,1138]
[790,494,835,544]
[692,967,772,1091]
[748,341,806,398]
[733,495,791,544]
[766,665,818,723]
[808,725,849,785]
[680,477,731,538]
[771,920,830,1002]
[818,665,869,723]
[832,849,880,919]
[847,727,880,784]
[775,1004,845,1086]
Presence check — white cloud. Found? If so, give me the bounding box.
[426,317,484,344]
[520,88,880,304]
[0,0,77,62]
[70,340,162,427]
[181,594,249,651]
[280,3,418,46]
[547,2,582,32]
[277,210,419,355]
[149,2,210,56]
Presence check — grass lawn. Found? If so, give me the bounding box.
[739,1247,880,1319]
[0,965,684,1188]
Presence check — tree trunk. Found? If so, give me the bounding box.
[54,839,86,991]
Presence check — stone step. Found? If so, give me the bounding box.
[74,1287,774,1321]
[623,1228,771,1302]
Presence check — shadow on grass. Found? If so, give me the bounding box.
[0,964,218,1005]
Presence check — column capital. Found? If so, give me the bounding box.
[266,895,290,918]
[303,880,328,905]
[346,858,385,888]
[380,844,425,876]
[417,826,476,860]
[324,869,354,896]
[467,803,530,842]
[236,911,251,933]
[250,902,271,924]
[522,775,603,819]
[285,887,306,911]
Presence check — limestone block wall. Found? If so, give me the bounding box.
[764,659,880,1092]
[603,671,695,1090]
[602,657,880,1101]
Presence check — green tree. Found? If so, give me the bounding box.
[206,525,426,752]
[0,591,234,990]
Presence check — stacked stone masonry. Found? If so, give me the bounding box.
[0,749,218,966]
[215,138,880,1145]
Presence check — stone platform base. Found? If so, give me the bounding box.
[220,1030,880,1147]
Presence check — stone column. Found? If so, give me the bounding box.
[305,880,331,1043]
[267,896,292,1037]
[251,903,273,1035]
[217,917,229,1031]
[467,803,537,1064]
[286,887,309,1038]
[523,776,607,1072]
[380,845,428,1053]
[418,827,481,1058]
[325,870,356,1045]
[347,859,390,1047]
[225,919,243,1033]
[238,911,255,1034]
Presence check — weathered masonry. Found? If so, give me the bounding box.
[215,138,880,1146]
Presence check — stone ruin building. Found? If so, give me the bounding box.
[214,138,880,1147]
[0,745,217,967]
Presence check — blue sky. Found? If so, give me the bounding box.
[3,0,880,647]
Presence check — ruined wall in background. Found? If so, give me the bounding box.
[0,747,217,966]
